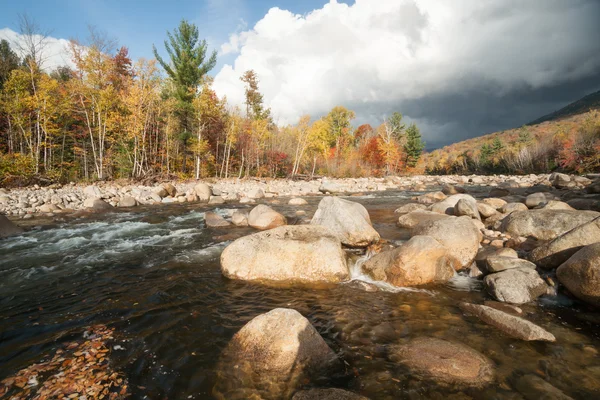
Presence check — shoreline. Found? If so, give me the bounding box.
[1,173,597,221]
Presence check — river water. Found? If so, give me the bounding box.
[1,191,599,399]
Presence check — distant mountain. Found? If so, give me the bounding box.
[528,90,600,125]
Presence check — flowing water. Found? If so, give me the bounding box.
[1,191,600,399]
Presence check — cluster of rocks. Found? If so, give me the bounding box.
[1,172,598,219]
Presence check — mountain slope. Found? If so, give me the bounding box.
[528,90,600,125]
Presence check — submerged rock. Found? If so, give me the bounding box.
[501,209,600,241]
[205,211,232,228]
[311,197,379,247]
[220,225,349,284]
[215,308,339,400]
[390,337,494,388]
[248,204,287,230]
[557,242,600,307]
[292,389,369,400]
[484,268,547,304]
[529,216,600,269]
[459,302,555,342]
[515,375,574,400]
[411,216,481,269]
[0,214,24,238]
[362,235,458,286]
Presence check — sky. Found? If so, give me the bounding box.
[1,0,600,149]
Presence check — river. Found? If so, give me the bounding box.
[1,191,599,399]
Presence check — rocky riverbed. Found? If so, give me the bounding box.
[2,172,600,399]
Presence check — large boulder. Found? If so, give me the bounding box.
[215,308,339,399]
[248,204,287,230]
[415,191,446,205]
[442,184,466,195]
[459,303,555,342]
[412,216,481,269]
[556,243,600,307]
[292,389,368,400]
[231,210,249,226]
[162,183,177,197]
[362,236,458,286]
[319,180,343,194]
[0,215,24,239]
[194,183,212,202]
[501,210,600,241]
[431,194,477,215]
[500,202,528,214]
[247,187,265,199]
[220,225,349,284]
[389,338,494,388]
[525,192,555,208]
[529,216,600,269]
[311,197,379,247]
[484,268,547,304]
[475,247,518,269]
[396,210,449,229]
[477,202,498,218]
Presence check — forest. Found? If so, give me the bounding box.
[0,18,425,186]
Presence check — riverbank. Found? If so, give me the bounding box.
[1,173,598,220]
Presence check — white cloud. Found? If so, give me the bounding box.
[213,0,600,130]
[0,27,74,71]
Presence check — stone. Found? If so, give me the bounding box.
[83,185,101,198]
[292,389,369,400]
[208,195,225,205]
[83,198,113,210]
[412,216,481,269]
[525,192,553,208]
[515,375,574,400]
[397,210,450,229]
[231,210,249,226]
[483,300,522,315]
[221,225,348,283]
[482,198,507,209]
[484,268,547,304]
[442,184,466,195]
[431,194,477,215]
[247,188,265,199]
[362,236,458,286]
[501,202,528,214]
[205,211,232,228]
[153,186,168,198]
[455,198,481,220]
[394,203,427,214]
[586,180,600,194]
[215,308,339,399]
[39,203,59,213]
[501,209,600,240]
[459,303,555,342]
[415,191,446,205]
[477,202,498,218]
[194,183,212,202]
[117,196,136,208]
[310,197,379,247]
[537,200,574,210]
[550,172,574,189]
[556,243,600,307]
[288,197,308,206]
[567,198,600,212]
[0,214,24,238]
[529,216,600,269]
[248,204,287,230]
[483,256,536,273]
[389,338,494,388]
[319,180,343,194]
[162,183,177,197]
